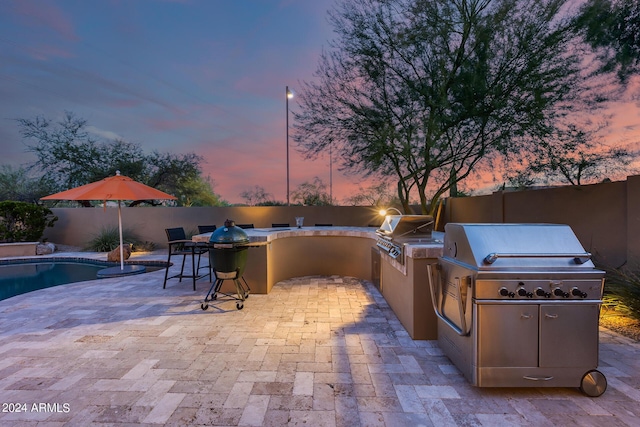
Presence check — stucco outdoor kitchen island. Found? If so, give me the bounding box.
[193,225,444,339]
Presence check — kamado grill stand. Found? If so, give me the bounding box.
[427,223,607,397]
[201,219,251,310]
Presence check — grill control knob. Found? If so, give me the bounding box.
[516,287,534,298]
[553,288,570,298]
[535,287,551,298]
[571,287,588,298]
[498,287,515,298]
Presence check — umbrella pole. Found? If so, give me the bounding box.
[118,200,124,270]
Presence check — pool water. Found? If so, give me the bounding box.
[0,262,162,301]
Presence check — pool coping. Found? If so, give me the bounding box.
[0,256,169,268]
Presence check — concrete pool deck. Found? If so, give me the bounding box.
[0,250,639,426]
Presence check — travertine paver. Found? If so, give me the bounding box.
[0,256,639,426]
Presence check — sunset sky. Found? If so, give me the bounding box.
[0,0,353,204]
[1,0,638,204]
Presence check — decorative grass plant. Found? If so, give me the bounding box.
[86,226,142,252]
[602,268,640,321]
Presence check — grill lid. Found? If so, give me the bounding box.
[443,223,595,270]
[209,219,250,246]
[377,215,434,239]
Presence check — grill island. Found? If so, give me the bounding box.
[427,223,607,397]
[202,219,251,310]
[376,215,435,263]
[374,214,443,340]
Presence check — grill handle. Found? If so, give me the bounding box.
[394,219,434,239]
[523,375,554,381]
[484,252,592,265]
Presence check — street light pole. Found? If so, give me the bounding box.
[286,86,293,205]
[329,140,333,203]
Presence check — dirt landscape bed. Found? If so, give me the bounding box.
[600,314,640,341]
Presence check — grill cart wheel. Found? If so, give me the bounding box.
[580,370,607,397]
[201,303,208,311]
[236,302,244,310]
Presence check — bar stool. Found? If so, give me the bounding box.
[197,225,217,234]
[163,227,210,290]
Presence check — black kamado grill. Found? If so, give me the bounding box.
[201,219,251,310]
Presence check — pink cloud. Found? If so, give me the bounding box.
[26,43,74,61]
[108,98,143,109]
[145,117,200,132]
[12,0,78,42]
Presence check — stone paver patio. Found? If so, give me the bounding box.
[1,252,639,426]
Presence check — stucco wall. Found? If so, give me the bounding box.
[43,206,384,249]
[41,175,640,268]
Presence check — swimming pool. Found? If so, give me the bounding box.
[0,259,165,301]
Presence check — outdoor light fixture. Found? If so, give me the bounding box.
[379,207,403,216]
[286,86,294,206]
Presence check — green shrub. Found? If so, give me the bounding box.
[0,201,58,243]
[86,226,142,252]
[602,268,640,321]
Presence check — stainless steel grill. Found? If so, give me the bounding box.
[375,215,434,263]
[427,223,607,397]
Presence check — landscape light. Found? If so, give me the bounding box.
[379,207,403,216]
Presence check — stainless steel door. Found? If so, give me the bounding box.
[476,303,538,367]
[539,303,600,368]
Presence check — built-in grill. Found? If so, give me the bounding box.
[376,215,434,263]
[427,223,607,397]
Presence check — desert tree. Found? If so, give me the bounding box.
[291,177,333,206]
[293,0,625,213]
[502,117,636,186]
[240,185,275,206]
[0,165,58,203]
[343,181,399,206]
[575,0,640,84]
[16,111,224,206]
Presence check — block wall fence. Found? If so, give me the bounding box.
[43,206,384,249]
[43,175,640,268]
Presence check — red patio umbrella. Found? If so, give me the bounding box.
[41,171,177,271]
